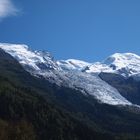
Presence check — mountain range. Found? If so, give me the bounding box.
[1,43,140,139]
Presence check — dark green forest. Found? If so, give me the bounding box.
[0,49,140,140]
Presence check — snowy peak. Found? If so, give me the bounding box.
[57,52,140,77]
[1,43,140,78]
[57,59,90,71]
[0,43,29,52]
[84,53,140,77]
[0,43,59,72]
[104,53,140,67]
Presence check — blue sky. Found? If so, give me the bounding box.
[0,0,140,62]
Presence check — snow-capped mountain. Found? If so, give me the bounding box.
[0,43,135,106]
[58,52,140,78]
[84,53,140,77]
[0,43,59,73]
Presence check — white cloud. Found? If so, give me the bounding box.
[0,0,18,19]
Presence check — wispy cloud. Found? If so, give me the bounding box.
[0,0,19,19]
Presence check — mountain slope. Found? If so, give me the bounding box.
[99,72,140,105]
[0,43,132,106]
[1,46,140,139]
[0,43,59,71]
[0,48,116,140]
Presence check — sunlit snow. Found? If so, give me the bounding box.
[0,43,134,106]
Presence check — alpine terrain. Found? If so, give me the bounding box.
[1,43,140,140]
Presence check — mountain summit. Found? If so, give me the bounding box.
[0,43,59,72]
[1,43,140,78]
[57,52,140,78]
[84,53,140,77]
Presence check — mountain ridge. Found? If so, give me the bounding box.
[1,43,140,78]
[1,44,140,139]
[0,43,140,106]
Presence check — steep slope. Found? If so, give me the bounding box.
[59,71,131,105]
[99,72,140,105]
[0,48,116,140]
[1,46,140,139]
[57,53,140,106]
[0,43,132,106]
[0,43,59,70]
